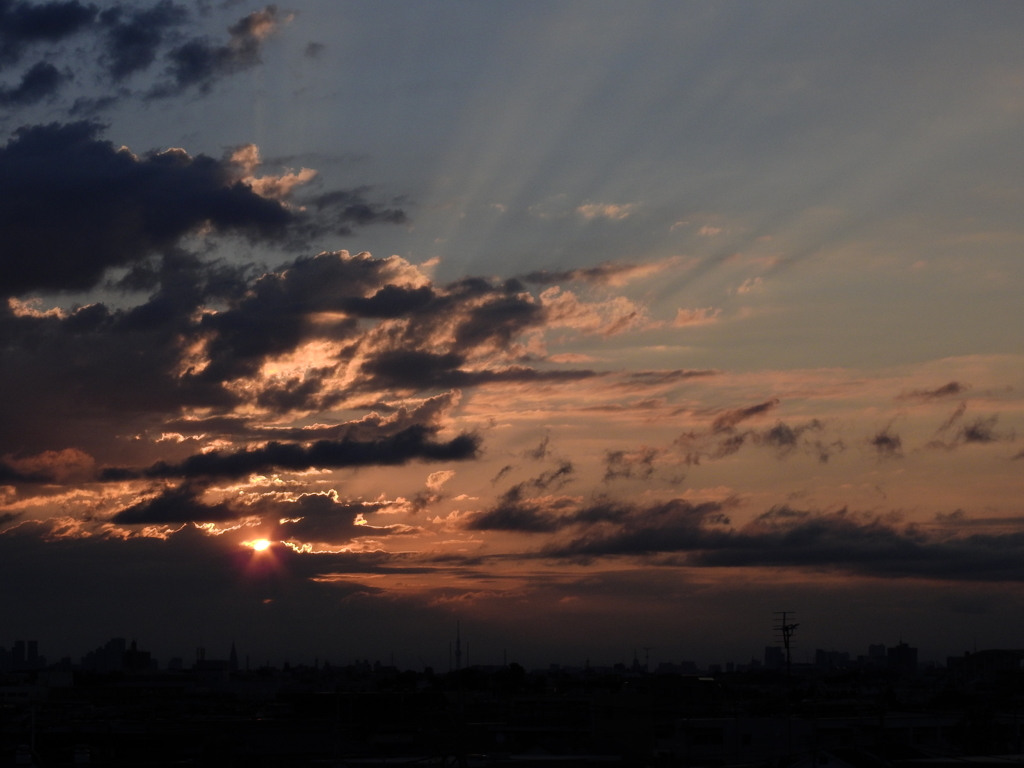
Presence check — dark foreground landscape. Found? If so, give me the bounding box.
[4,640,1024,767]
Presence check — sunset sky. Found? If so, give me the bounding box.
[1,0,1023,670]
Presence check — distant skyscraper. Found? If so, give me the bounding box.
[888,642,918,675]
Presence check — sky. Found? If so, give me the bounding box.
[1,0,1023,670]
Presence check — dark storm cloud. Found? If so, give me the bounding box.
[0,122,407,297]
[463,484,577,534]
[0,251,252,458]
[870,428,902,458]
[101,424,481,481]
[0,0,97,66]
[99,0,189,81]
[0,60,66,104]
[111,481,238,523]
[532,501,1024,583]
[0,244,624,464]
[0,121,291,296]
[308,188,407,236]
[111,483,401,541]
[149,4,279,97]
[897,381,970,401]
[711,398,780,432]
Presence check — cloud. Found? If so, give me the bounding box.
[514,500,1024,584]
[111,481,239,524]
[870,428,903,459]
[101,424,481,481]
[603,447,660,482]
[463,484,580,534]
[737,277,763,294]
[945,416,1013,448]
[99,1,189,82]
[711,399,780,432]
[897,380,966,399]
[360,352,599,392]
[675,415,839,467]
[673,307,720,327]
[0,0,97,67]
[0,245,650,473]
[0,447,94,484]
[528,460,574,491]
[110,481,408,545]
[149,5,284,98]
[623,369,717,388]
[0,60,67,105]
[0,123,280,294]
[0,123,407,297]
[540,286,650,336]
[519,259,672,287]
[523,435,550,461]
[274,491,407,544]
[897,381,970,401]
[575,203,634,221]
[928,405,1015,451]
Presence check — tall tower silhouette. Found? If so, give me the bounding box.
[455,621,462,671]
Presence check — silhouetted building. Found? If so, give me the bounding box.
[947,649,1024,680]
[123,639,153,672]
[888,641,918,674]
[12,640,24,670]
[764,646,784,669]
[815,649,851,669]
[81,637,127,673]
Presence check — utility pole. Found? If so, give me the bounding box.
[773,611,799,677]
[455,621,462,671]
[774,611,799,761]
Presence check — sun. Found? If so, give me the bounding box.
[251,539,271,552]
